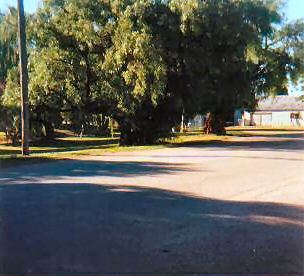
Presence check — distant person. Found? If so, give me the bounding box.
[203,112,213,134]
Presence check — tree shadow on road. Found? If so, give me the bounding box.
[0,160,197,181]
[177,132,304,152]
[0,183,303,274]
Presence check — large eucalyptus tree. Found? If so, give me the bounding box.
[1,0,303,144]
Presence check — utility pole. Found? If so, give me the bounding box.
[17,0,29,155]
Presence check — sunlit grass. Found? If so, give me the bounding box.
[1,127,303,168]
[0,132,220,166]
[0,131,6,143]
[58,136,119,141]
[168,133,229,143]
[71,144,167,156]
[0,136,119,155]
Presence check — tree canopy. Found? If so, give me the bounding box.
[1,0,303,144]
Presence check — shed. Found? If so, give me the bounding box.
[240,96,304,127]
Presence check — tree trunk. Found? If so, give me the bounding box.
[213,113,226,135]
[119,119,157,146]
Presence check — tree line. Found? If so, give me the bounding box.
[0,0,303,145]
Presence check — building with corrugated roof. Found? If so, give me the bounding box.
[238,96,304,127]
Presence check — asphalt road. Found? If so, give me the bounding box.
[1,131,304,273]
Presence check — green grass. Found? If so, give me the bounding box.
[0,132,221,167]
[0,136,119,154]
[0,134,120,167]
[0,131,6,142]
[1,127,303,168]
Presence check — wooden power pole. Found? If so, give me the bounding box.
[17,0,29,155]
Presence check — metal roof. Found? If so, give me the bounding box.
[256,96,304,111]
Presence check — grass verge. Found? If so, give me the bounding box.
[1,128,303,168]
[0,133,225,168]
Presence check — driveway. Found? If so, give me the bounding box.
[1,131,303,273]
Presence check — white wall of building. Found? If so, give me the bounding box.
[271,111,304,127]
[241,110,304,127]
[241,111,251,126]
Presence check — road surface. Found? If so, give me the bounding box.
[1,131,304,273]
